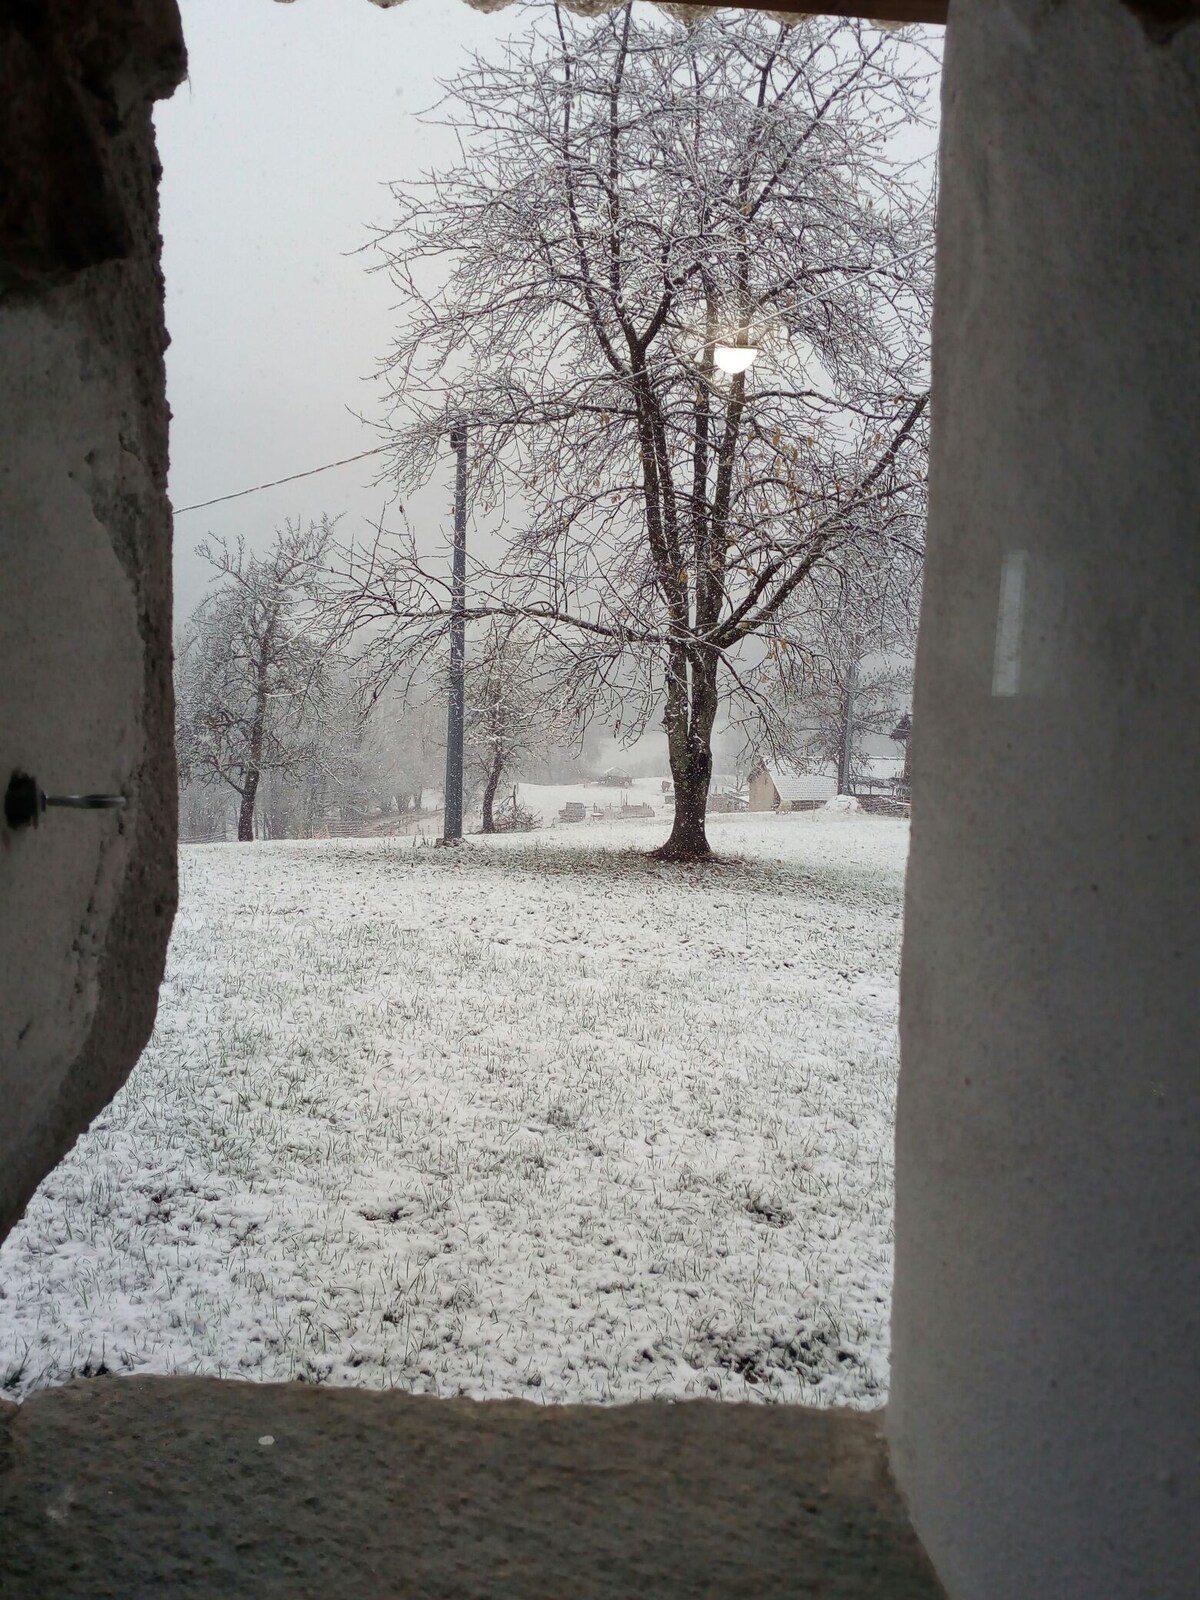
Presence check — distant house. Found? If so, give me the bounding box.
[597,767,633,788]
[706,788,748,814]
[748,761,838,812]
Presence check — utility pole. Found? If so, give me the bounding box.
[442,419,467,843]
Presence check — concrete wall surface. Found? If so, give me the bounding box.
[0,1,185,1242]
[890,3,1200,1597]
[0,1380,948,1599]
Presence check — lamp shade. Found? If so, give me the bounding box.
[712,344,759,375]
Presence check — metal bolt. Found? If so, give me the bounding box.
[4,771,127,831]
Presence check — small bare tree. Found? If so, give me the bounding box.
[256,669,379,838]
[752,530,920,789]
[176,518,338,841]
[360,668,447,821]
[466,622,576,832]
[772,631,912,792]
[337,5,934,859]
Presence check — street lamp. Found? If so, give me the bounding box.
[712,343,759,376]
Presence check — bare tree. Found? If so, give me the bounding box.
[890,709,912,789]
[465,622,576,832]
[257,667,379,838]
[360,668,447,820]
[178,776,229,844]
[750,520,921,789]
[771,627,912,792]
[176,518,338,841]
[337,5,935,860]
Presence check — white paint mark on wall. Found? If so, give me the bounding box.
[992,550,1029,696]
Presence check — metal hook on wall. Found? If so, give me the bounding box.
[4,771,127,831]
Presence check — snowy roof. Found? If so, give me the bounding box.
[859,756,906,780]
[762,764,838,803]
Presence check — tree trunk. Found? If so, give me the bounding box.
[237,773,259,842]
[655,748,712,860]
[237,690,268,842]
[481,750,504,833]
[651,649,717,862]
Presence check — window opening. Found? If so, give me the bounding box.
[0,0,939,1414]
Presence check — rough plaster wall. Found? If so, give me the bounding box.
[889,3,1200,1597]
[0,1,185,1243]
[0,1380,947,1598]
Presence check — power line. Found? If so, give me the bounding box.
[172,246,930,518]
[173,443,394,515]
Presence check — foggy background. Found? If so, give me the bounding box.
[158,0,533,623]
[157,0,938,778]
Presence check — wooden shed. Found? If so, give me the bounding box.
[747,762,838,813]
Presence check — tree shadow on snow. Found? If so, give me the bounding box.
[395,836,904,911]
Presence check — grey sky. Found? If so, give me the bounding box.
[158,0,531,621]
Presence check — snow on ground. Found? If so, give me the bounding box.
[391,776,697,835]
[510,775,672,821]
[513,775,742,819]
[0,811,909,1408]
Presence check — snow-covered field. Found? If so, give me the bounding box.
[367,774,732,835]
[0,810,909,1408]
